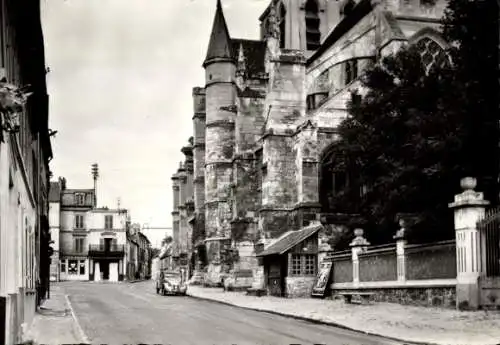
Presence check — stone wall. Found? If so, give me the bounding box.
[359,250,397,282]
[406,241,456,280]
[332,255,352,283]
[286,276,316,298]
[334,287,456,308]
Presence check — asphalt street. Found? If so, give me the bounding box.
[61,281,406,345]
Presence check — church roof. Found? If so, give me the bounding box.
[203,0,233,67]
[231,39,267,77]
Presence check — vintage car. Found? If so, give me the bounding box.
[157,271,187,296]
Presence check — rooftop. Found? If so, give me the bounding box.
[257,222,322,257]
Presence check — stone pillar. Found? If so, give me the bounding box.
[350,228,370,287]
[394,220,407,282]
[449,177,489,310]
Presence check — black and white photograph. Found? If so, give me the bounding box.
[0,0,499,344]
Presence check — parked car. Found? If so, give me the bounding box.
[157,271,187,296]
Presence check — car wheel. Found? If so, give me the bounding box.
[162,289,167,296]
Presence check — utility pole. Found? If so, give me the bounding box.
[91,163,99,208]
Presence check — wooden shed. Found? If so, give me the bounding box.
[256,223,322,298]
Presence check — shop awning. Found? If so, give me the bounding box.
[256,223,323,257]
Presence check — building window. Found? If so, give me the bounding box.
[61,261,66,273]
[68,260,78,275]
[344,59,358,85]
[79,261,86,275]
[414,37,450,74]
[304,255,315,275]
[105,215,113,229]
[291,254,301,275]
[278,2,286,49]
[74,238,84,253]
[75,193,84,205]
[305,0,321,51]
[291,254,316,276]
[75,214,84,229]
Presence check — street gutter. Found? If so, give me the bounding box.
[186,293,436,345]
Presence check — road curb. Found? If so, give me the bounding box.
[65,294,91,345]
[186,293,436,345]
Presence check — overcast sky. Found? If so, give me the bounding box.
[41,0,268,246]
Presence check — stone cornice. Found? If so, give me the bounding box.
[205,161,233,167]
[292,202,322,211]
[193,176,205,184]
[193,143,206,150]
[205,120,236,129]
[193,112,206,120]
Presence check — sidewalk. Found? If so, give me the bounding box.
[186,286,500,345]
[24,285,88,345]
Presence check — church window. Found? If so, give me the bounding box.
[414,37,450,74]
[344,59,358,85]
[278,2,286,49]
[305,0,321,51]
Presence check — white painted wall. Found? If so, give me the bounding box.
[87,210,127,245]
[49,202,60,228]
[59,258,89,281]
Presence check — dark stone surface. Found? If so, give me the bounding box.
[359,252,397,282]
[406,243,456,280]
[333,257,353,283]
[333,287,456,308]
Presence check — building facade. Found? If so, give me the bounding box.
[53,179,129,282]
[0,0,53,343]
[126,223,152,280]
[87,208,128,282]
[48,180,62,282]
[171,141,195,277]
[58,183,95,281]
[171,0,450,292]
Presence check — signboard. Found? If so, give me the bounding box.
[311,260,333,298]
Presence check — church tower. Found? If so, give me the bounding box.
[202,0,237,283]
[260,0,339,55]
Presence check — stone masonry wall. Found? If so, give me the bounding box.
[286,276,316,298]
[236,96,265,153]
[295,125,320,204]
[192,84,206,220]
[262,135,297,207]
[333,287,456,308]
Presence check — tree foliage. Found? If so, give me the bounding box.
[328,0,499,245]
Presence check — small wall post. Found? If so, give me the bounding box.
[449,177,489,310]
[394,220,407,282]
[350,228,370,287]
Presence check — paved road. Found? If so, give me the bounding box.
[61,281,405,345]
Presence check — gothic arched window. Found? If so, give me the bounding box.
[305,0,321,51]
[279,2,286,49]
[414,37,450,74]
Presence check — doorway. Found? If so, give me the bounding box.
[101,261,110,280]
[104,238,112,251]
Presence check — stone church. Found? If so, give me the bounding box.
[170,0,450,294]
